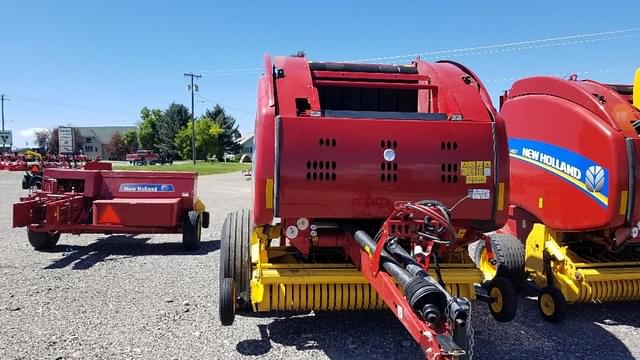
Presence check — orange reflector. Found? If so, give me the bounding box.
[99,205,121,224]
[30,165,40,173]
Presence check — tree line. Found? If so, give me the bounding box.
[34,103,242,161]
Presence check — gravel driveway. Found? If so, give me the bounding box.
[1,171,639,359]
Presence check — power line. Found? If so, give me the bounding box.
[10,95,137,116]
[483,67,637,84]
[197,94,254,115]
[369,34,639,65]
[202,66,262,74]
[339,27,640,63]
[195,27,640,75]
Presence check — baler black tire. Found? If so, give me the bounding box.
[219,277,236,326]
[220,209,251,311]
[27,230,60,250]
[470,234,526,291]
[29,176,42,190]
[487,277,517,322]
[538,286,568,323]
[201,211,210,229]
[182,210,201,251]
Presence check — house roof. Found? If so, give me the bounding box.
[237,133,254,146]
[77,126,137,144]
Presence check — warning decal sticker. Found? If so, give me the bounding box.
[460,161,491,184]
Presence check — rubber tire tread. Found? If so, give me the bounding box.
[220,209,251,309]
[538,286,568,324]
[27,230,60,250]
[29,176,42,189]
[219,277,236,326]
[470,234,526,290]
[488,277,517,322]
[490,234,526,290]
[182,210,201,251]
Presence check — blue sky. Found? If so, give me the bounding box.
[1,0,638,148]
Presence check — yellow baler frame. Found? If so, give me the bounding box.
[248,226,483,312]
[525,223,640,303]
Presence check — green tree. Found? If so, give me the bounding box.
[122,130,139,153]
[74,128,85,153]
[48,128,59,154]
[34,129,50,150]
[137,107,162,150]
[204,105,241,160]
[157,103,191,159]
[107,132,128,160]
[175,117,223,160]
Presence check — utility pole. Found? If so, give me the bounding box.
[1,94,9,153]
[184,73,201,165]
[1,94,9,131]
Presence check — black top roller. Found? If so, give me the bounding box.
[309,62,418,74]
[608,84,633,96]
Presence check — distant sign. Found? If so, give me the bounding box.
[58,127,74,154]
[0,130,12,147]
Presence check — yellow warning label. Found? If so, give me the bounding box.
[466,175,487,184]
[460,160,491,183]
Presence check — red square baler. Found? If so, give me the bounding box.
[13,162,209,251]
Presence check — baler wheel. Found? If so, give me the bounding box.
[220,209,251,310]
[470,234,526,290]
[487,277,517,322]
[538,286,568,323]
[182,210,201,251]
[29,176,43,190]
[219,277,236,326]
[27,230,60,250]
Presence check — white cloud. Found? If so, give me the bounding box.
[18,128,48,137]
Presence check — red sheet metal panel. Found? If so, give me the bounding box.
[276,116,499,223]
[13,199,37,227]
[93,198,180,227]
[502,81,635,231]
[43,168,103,197]
[100,171,197,210]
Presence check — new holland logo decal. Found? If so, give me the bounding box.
[119,183,175,192]
[508,138,609,207]
[585,165,605,193]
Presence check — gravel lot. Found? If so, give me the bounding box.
[1,171,639,360]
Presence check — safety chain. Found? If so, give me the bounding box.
[444,299,474,360]
[466,305,475,360]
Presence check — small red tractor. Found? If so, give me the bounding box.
[473,69,640,322]
[218,55,515,359]
[13,162,209,251]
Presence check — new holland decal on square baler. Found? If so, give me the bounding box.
[217,55,515,360]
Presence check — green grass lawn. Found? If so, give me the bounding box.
[113,161,251,176]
